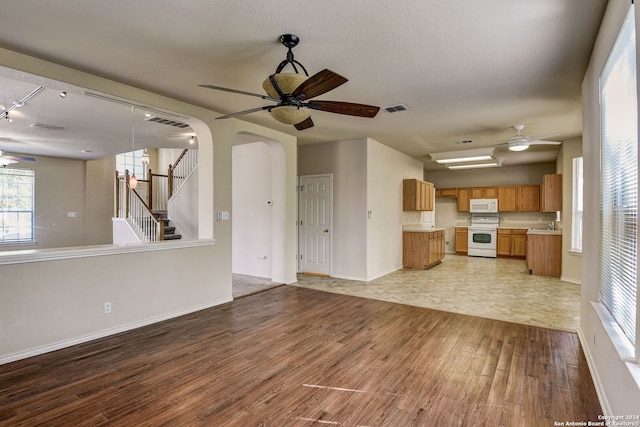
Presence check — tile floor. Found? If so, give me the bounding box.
[232,273,283,298]
[291,254,580,332]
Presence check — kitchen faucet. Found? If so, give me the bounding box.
[548,222,555,230]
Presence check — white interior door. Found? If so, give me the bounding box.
[298,175,332,275]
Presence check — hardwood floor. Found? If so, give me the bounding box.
[0,286,601,426]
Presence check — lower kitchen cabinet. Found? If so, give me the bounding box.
[455,227,468,254]
[527,233,562,277]
[497,228,527,258]
[403,230,445,269]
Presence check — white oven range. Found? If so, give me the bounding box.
[468,213,499,258]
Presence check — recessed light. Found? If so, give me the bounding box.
[59,91,67,98]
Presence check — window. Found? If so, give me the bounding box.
[571,157,583,252]
[599,7,637,347]
[116,149,146,179]
[0,168,35,243]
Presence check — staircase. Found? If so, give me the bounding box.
[114,148,197,243]
[153,210,182,240]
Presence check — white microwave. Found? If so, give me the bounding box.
[469,198,498,213]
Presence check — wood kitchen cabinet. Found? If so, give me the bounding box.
[527,233,562,277]
[455,227,468,254]
[436,187,457,198]
[484,187,498,198]
[457,188,471,211]
[470,187,485,199]
[497,228,527,258]
[403,230,445,269]
[541,174,562,212]
[470,186,498,199]
[403,179,434,211]
[498,186,518,211]
[497,229,512,256]
[518,185,541,211]
[512,230,527,257]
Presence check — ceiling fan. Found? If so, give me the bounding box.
[0,150,35,167]
[199,34,380,130]
[502,125,561,152]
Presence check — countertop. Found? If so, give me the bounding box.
[526,229,562,235]
[454,225,562,235]
[402,225,445,233]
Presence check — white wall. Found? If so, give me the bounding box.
[298,138,423,281]
[168,166,199,239]
[1,155,89,251]
[366,138,424,280]
[559,137,583,284]
[85,156,116,246]
[232,142,273,278]
[0,47,298,363]
[580,0,640,415]
[299,139,368,280]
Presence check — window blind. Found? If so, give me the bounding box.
[600,7,638,346]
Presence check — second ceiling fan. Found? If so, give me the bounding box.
[199,34,380,130]
[502,125,561,151]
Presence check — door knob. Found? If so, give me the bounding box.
[324,229,329,233]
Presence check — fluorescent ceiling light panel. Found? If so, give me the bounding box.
[430,147,495,164]
[448,161,502,170]
[435,155,492,164]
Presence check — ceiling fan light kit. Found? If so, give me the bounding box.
[506,124,560,151]
[199,34,379,130]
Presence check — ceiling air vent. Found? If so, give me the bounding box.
[382,104,410,113]
[145,116,190,129]
[30,122,64,131]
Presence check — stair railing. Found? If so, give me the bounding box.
[113,149,198,241]
[114,169,164,242]
[148,169,169,211]
[169,148,198,198]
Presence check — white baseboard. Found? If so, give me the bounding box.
[0,297,232,366]
[576,327,611,416]
[560,275,582,285]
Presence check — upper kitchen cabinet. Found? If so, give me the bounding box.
[498,185,540,211]
[541,174,562,212]
[498,186,518,211]
[435,187,457,198]
[403,179,434,211]
[457,188,471,211]
[518,185,541,211]
[470,186,498,199]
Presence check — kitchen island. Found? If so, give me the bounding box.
[402,226,445,269]
[526,229,562,277]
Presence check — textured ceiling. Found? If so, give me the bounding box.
[0,0,607,169]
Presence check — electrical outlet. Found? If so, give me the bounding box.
[104,302,112,314]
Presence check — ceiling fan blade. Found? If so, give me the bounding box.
[4,155,35,162]
[216,106,272,119]
[524,133,559,143]
[305,100,380,118]
[199,84,278,101]
[529,140,562,146]
[294,117,314,131]
[292,69,348,100]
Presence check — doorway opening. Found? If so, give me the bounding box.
[232,132,287,297]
